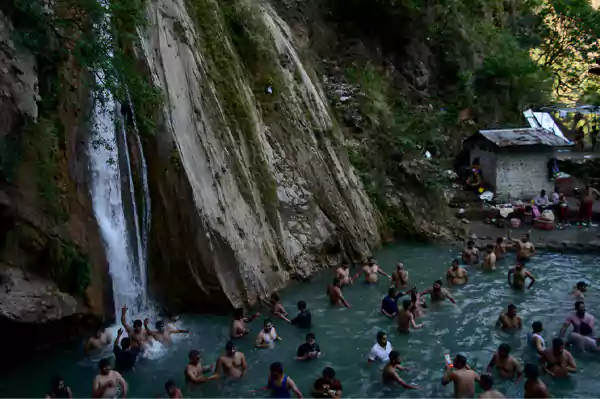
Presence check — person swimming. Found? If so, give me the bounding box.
[185,349,219,385]
[524,363,549,398]
[478,374,505,398]
[527,321,545,354]
[572,281,588,300]
[540,338,577,378]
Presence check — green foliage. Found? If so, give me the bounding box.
[48,237,92,298]
[530,0,600,101]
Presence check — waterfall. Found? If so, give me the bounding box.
[88,0,150,319]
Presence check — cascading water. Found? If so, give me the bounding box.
[88,0,150,320]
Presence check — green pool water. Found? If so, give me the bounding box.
[2,244,599,398]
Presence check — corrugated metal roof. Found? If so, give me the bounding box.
[478,128,573,148]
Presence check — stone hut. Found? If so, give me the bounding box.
[463,128,573,201]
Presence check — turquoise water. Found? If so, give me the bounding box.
[2,244,600,398]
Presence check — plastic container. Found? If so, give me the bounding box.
[444,354,454,368]
[510,218,521,228]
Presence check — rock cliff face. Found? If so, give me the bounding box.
[0,8,111,349]
[139,0,381,311]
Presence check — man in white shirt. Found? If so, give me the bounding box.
[368,331,392,363]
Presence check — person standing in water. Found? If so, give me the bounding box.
[391,263,409,288]
[493,237,507,260]
[92,358,128,398]
[462,241,479,265]
[508,232,536,261]
[507,262,535,290]
[326,279,351,308]
[335,260,352,286]
[447,260,469,285]
[421,280,457,304]
[578,183,600,227]
[255,319,281,348]
[527,321,546,354]
[486,344,522,382]
[524,363,549,398]
[295,333,321,361]
[85,327,112,356]
[540,338,577,378]
[382,351,420,389]
[409,291,426,318]
[144,319,189,345]
[496,304,522,330]
[397,300,424,333]
[352,256,390,284]
[289,301,312,328]
[312,367,342,398]
[230,308,261,339]
[478,374,505,398]
[368,331,393,363]
[120,306,148,350]
[215,341,247,379]
[264,293,290,322]
[441,353,479,398]
[185,349,219,385]
[572,281,588,299]
[560,301,595,338]
[380,286,415,317]
[45,376,73,398]
[113,329,140,373]
[265,362,303,398]
[482,244,496,271]
[163,380,183,398]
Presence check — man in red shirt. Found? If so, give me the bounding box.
[313,367,342,398]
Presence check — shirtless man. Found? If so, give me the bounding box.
[397,300,424,333]
[230,308,260,339]
[579,183,600,227]
[441,353,479,398]
[255,319,281,348]
[447,260,468,285]
[409,291,426,318]
[391,263,409,288]
[121,306,148,350]
[352,257,390,284]
[560,301,596,350]
[421,280,457,304]
[326,279,350,308]
[487,344,522,382]
[144,319,189,344]
[85,327,111,356]
[494,237,507,260]
[215,341,247,379]
[462,241,479,265]
[496,304,522,330]
[572,281,588,300]
[507,262,535,290]
[509,232,536,261]
[185,349,219,385]
[540,338,577,378]
[382,351,420,389]
[335,260,352,286]
[482,244,496,271]
[163,380,183,398]
[263,293,290,322]
[524,363,549,398]
[478,374,505,398]
[92,358,128,398]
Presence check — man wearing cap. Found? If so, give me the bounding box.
[441,353,479,398]
[572,282,588,300]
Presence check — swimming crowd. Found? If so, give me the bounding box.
[44,232,596,399]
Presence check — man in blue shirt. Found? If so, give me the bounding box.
[381,287,415,318]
